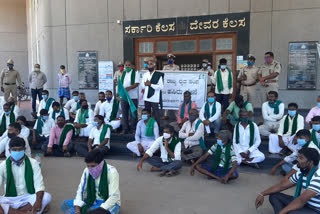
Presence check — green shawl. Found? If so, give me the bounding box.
[5,156,35,197]
[52,109,65,120]
[99,124,112,144]
[11,104,15,112]
[59,124,75,148]
[180,101,192,120]
[211,142,232,174]
[268,100,282,114]
[1,112,15,134]
[312,130,319,148]
[196,119,206,151]
[235,121,255,147]
[45,98,55,111]
[109,99,120,121]
[81,161,109,214]
[121,68,136,86]
[204,101,216,119]
[294,166,317,199]
[283,114,298,136]
[147,71,164,108]
[163,136,180,162]
[76,102,81,110]
[77,109,88,135]
[36,117,44,135]
[216,67,232,93]
[242,101,249,109]
[145,118,156,137]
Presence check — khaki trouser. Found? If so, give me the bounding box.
[240,85,256,104]
[3,84,17,102]
[261,83,278,102]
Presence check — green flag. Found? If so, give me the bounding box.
[117,78,137,118]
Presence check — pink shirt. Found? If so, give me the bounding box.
[48,125,73,147]
[58,73,72,88]
[306,106,320,123]
[177,101,197,124]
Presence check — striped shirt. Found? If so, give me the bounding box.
[290,168,320,211]
[208,144,237,168]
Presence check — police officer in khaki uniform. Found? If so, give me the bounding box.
[258,51,281,102]
[237,55,259,104]
[163,53,180,71]
[198,58,214,93]
[0,59,22,103]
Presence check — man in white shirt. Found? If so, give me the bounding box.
[67,92,92,122]
[49,101,69,122]
[127,109,159,157]
[64,90,79,122]
[0,123,31,158]
[259,91,285,137]
[120,60,139,134]
[0,137,52,214]
[71,115,111,157]
[212,58,233,112]
[0,103,17,135]
[199,91,222,135]
[179,109,205,162]
[137,125,182,177]
[61,149,120,214]
[37,90,55,117]
[8,96,19,116]
[74,99,94,137]
[141,59,164,127]
[233,109,265,168]
[0,116,30,142]
[99,90,121,130]
[32,109,55,150]
[269,103,304,154]
[94,92,106,116]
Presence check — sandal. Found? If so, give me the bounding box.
[159,170,169,177]
[166,170,179,177]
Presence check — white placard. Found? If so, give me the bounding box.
[138,71,207,110]
[98,61,114,93]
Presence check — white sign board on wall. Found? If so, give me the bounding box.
[98,61,114,93]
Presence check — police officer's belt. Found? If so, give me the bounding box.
[241,82,256,87]
[4,83,16,85]
[265,80,277,83]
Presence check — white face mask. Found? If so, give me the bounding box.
[163,133,171,139]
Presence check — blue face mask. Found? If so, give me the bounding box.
[217,139,224,147]
[93,121,99,127]
[5,111,11,115]
[297,138,307,147]
[106,97,112,102]
[42,95,48,100]
[220,65,227,70]
[11,150,25,161]
[247,61,254,66]
[42,116,48,121]
[73,96,79,101]
[317,102,320,108]
[288,110,296,117]
[168,60,173,64]
[8,65,13,70]
[208,97,215,103]
[313,124,320,132]
[240,117,249,123]
[144,63,148,68]
[141,114,148,121]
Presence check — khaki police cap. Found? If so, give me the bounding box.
[7,59,14,65]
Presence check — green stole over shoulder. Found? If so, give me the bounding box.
[1,112,15,134]
[45,98,55,111]
[147,71,164,108]
[294,166,317,199]
[77,109,88,135]
[268,100,282,114]
[121,68,136,85]
[81,161,109,214]
[216,67,232,93]
[195,119,206,151]
[235,121,255,147]
[180,101,192,120]
[312,130,320,148]
[163,136,180,162]
[99,124,112,144]
[283,114,298,136]
[36,117,44,135]
[52,109,65,120]
[109,99,120,121]
[59,124,75,148]
[5,156,35,197]
[204,101,216,119]
[145,118,156,137]
[211,143,232,174]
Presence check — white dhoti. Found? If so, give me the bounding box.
[259,123,280,137]
[0,192,52,214]
[127,140,155,156]
[236,149,265,164]
[107,120,121,130]
[78,125,94,137]
[269,134,298,154]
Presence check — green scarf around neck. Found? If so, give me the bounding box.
[120,68,136,86]
[195,119,206,151]
[216,67,232,93]
[205,101,216,119]
[163,136,180,162]
[99,124,112,144]
[81,161,109,214]
[11,104,15,112]
[52,109,65,120]
[180,101,192,120]
[294,166,317,199]
[45,98,55,111]
[242,101,249,109]
[283,114,298,136]
[1,112,15,134]
[211,142,232,174]
[235,121,255,147]
[76,102,81,110]
[145,118,156,137]
[312,130,320,148]
[36,117,44,135]
[77,109,89,135]
[147,71,164,109]
[59,124,75,148]
[268,100,282,114]
[109,99,120,121]
[5,156,35,197]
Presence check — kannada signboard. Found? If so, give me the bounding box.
[288,42,318,90]
[98,61,114,93]
[138,71,207,110]
[78,51,98,89]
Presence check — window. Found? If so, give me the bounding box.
[139,42,153,53]
[156,41,168,53]
[200,39,212,51]
[172,40,196,52]
[216,38,232,50]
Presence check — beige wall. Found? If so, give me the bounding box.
[27,0,320,108]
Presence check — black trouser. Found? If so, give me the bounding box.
[42,144,65,157]
[30,134,48,150]
[121,99,138,131]
[31,88,43,112]
[215,94,230,112]
[68,142,109,157]
[269,193,320,214]
[145,101,160,128]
